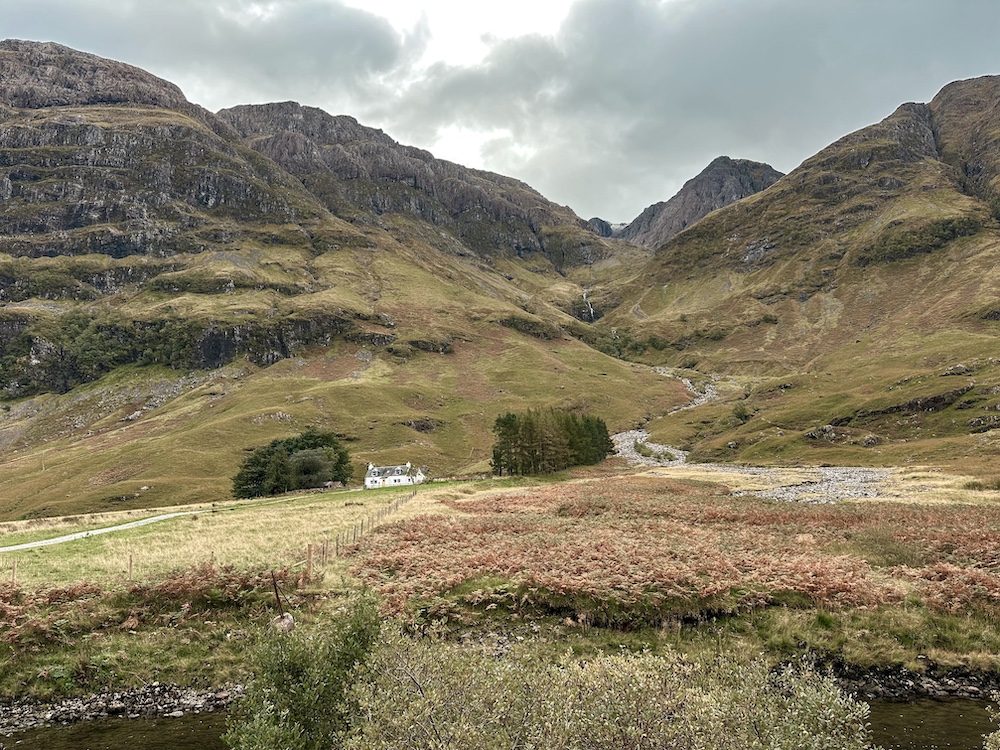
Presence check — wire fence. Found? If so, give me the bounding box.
[295,488,418,580]
[1,488,421,586]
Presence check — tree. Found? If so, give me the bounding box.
[490,408,613,477]
[232,428,352,498]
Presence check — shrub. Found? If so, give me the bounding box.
[733,400,753,424]
[347,631,875,750]
[224,593,381,750]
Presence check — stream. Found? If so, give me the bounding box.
[2,699,995,749]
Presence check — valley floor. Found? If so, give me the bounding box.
[2,451,1000,712]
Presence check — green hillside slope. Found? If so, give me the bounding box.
[603,76,1000,469]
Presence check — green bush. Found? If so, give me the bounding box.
[224,593,381,750]
[346,632,876,750]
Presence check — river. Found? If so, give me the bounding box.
[2,699,995,749]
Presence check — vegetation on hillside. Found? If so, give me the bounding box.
[490,408,613,476]
[355,475,1000,671]
[232,427,352,498]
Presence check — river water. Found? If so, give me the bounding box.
[0,712,227,749]
[2,699,995,749]
[869,698,995,749]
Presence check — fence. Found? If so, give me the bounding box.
[1,488,420,586]
[296,488,418,580]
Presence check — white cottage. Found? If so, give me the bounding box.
[364,461,426,489]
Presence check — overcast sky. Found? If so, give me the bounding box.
[4,0,1000,221]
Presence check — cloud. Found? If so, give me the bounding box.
[372,0,1000,220]
[0,0,426,109]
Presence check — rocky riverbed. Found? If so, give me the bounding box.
[0,683,240,736]
[614,428,892,503]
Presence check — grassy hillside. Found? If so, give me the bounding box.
[0,218,667,521]
[598,77,1000,470]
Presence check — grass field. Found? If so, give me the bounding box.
[3,465,1000,701]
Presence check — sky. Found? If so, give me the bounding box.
[3,0,1000,222]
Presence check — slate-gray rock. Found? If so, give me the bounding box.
[617,156,783,249]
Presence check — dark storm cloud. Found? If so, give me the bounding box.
[377,0,1000,220]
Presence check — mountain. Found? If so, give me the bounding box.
[3,39,1000,520]
[0,40,676,519]
[602,76,1000,467]
[216,102,615,270]
[615,156,783,249]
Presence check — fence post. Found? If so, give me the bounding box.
[128,554,133,582]
[10,560,16,584]
[306,544,313,580]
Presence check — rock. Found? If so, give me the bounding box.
[616,156,783,249]
[270,612,295,632]
[217,101,613,269]
[942,363,972,376]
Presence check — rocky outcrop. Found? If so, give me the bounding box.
[0,40,230,138]
[0,41,341,260]
[0,308,379,397]
[617,156,783,249]
[218,102,613,269]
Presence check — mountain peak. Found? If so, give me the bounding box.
[616,156,783,249]
[0,39,190,110]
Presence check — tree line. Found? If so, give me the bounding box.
[491,408,614,476]
[232,427,352,498]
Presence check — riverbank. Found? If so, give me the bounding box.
[0,683,241,736]
[2,657,998,737]
[836,661,1000,701]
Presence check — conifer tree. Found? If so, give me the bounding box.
[490,408,613,476]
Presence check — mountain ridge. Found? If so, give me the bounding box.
[3,40,1000,517]
[614,155,783,250]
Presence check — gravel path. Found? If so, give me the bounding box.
[0,512,195,553]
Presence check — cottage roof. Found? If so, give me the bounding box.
[366,462,422,478]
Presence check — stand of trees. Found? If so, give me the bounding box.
[233,427,352,498]
[491,408,614,476]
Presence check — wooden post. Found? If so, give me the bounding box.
[10,560,16,584]
[128,554,133,581]
[335,536,340,557]
[306,544,313,580]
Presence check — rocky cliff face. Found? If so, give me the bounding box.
[616,156,783,250]
[929,75,1000,216]
[0,41,356,261]
[218,101,614,269]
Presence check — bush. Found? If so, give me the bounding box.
[733,400,753,424]
[224,593,381,750]
[347,632,876,750]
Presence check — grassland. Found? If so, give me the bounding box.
[4,465,1000,702]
